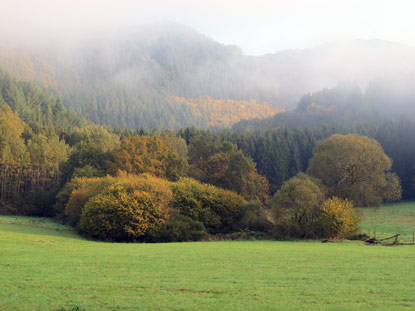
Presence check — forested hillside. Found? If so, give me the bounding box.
[0,74,268,222]
[234,78,415,130]
[0,23,282,129]
[0,72,83,129]
[1,23,415,129]
[227,78,415,200]
[170,96,279,127]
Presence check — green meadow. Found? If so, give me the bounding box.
[1,203,415,311]
[357,202,415,243]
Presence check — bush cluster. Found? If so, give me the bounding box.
[79,184,170,241]
[58,173,251,242]
[59,171,361,242]
[57,134,394,242]
[64,176,117,226]
[57,174,172,241]
[145,214,206,242]
[319,197,360,239]
[271,173,361,239]
[171,178,245,233]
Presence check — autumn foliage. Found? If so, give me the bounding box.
[319,197,360,239]
[171,96,279,126]
[187,134,270,202]
[79,185,169,241]
[64,176,117,226]
[0,105,69,215]
[307,134,402,206]
[108,135,188,181]
[171,178,246,233]
[78,174,172,241]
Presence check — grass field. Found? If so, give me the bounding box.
[1,203,415,311]
[357,201,415,243]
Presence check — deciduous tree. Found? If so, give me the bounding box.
[307,134,401,206]
[271,173,325,238]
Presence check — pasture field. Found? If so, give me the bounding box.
[357,201,415,243]
[1,203,415,311]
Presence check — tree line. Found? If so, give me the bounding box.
[210,121,415,200]
[0,72,411,242]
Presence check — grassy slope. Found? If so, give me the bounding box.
[1,205,415,311]
[357,202,415,243]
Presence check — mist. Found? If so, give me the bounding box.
[2,0,415,53]
[1,1,415,128]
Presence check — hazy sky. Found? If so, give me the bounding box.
[1,0,415,55]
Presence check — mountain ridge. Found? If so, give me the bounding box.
[1,23,414,129]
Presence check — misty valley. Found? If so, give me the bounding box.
[1,20,415,311]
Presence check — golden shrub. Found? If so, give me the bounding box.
[319,197,360,239]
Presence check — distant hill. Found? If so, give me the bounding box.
[1,23,415,129]
[233,76,415,130]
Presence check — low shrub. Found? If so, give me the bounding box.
[319,197,360,239]
[171,178,245,233]
[115,172,173,212]
[79,182,170,242]
[146,214,206,242]
[64,176,117,226]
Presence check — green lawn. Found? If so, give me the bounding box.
[1,204,415,311]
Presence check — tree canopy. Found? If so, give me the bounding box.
[108,135,188,181]
[307,134,401,206]
[271,173,325,238]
